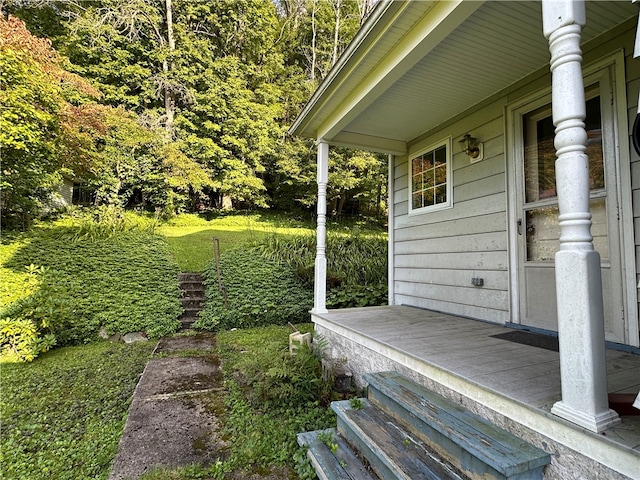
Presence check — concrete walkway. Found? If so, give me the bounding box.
[109,333,226,479]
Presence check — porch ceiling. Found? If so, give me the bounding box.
[290,0,637,155]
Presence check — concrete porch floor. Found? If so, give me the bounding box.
[311,305,640,477]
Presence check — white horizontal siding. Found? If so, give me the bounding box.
[627,39,640,341]
[394,268,509,291]
[392,104,509,323]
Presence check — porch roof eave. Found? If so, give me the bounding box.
[289,1,637,156]
[288,0,485,155]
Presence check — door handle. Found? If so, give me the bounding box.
[517,218,522,235]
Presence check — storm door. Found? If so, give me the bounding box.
[514,75,625,343]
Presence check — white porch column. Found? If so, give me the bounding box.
[542,0,620,433]
[312,141,329,314]
[387,154,395,305]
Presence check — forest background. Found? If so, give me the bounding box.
[1,0,387,229]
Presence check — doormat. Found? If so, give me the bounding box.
[490,331,559,352]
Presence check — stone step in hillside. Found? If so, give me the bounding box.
[178,272,205,329]
[298,371,551,480]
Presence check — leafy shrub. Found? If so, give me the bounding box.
[326,282,388,308]
[195,247,312,330]
[0,318,56,362]
[217,325,335,471]
[1,215,182,351]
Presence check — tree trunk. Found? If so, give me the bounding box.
[310,0,317,82]
[164,0,175,138]
[332,0,341,67]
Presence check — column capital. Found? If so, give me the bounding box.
[542,0,585,38]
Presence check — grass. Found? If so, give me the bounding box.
[156,211,387,273]
[0,341,155,480]
[1,209,384,478]
[156,212,316,272]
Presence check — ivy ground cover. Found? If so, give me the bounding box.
[1,214,182,361]
[1,341,155,480]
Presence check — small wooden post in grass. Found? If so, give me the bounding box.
[212,237,228,308]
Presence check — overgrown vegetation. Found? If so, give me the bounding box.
[0,341,155,480]
[195,227,387,331]
[196,248,313,331]
[1,209,181,361]
[256,231,388,309]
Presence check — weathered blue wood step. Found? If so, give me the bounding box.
[365,371,551,480]
[332,399,469,480]
[297,428,378,480]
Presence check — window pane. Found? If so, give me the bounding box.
[424,170,434,188]
[524,96,604,204]
[412,157,423,176]
[434,164,446,186]
[585,97,604,190]
[434,146,446,166]
[435,185,447,204]
[524,106,556,203]
[412,192,423,209]
[424,189,434,207]
[525,198,608,262]
[412,174,422,193]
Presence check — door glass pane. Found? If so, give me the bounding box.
[524,97,604,204]
[524,106,556,202]
[525,198,609,262]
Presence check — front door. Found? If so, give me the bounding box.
[514,69,625,343]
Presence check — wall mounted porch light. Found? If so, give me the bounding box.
[459,133,483,163]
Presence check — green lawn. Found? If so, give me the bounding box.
[156,212,316,272]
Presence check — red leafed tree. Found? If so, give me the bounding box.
[0,15,102,227]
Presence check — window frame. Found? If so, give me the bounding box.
[408,136,453,215]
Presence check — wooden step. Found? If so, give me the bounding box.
[332,399,468,480]
[297,428,378,480]
[365,372,551,480]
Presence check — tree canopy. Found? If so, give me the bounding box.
[1,0,386,227]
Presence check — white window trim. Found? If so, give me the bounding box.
[408,136,453,215]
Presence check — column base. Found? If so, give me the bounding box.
[551,400,621,433]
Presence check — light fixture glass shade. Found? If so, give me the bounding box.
[459,133,480,158]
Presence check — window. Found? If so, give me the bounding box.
[410,138,452,213]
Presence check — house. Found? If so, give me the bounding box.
[290,1,640,479]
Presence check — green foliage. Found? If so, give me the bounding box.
[255,230,389,308]
[1,212,182,350]
[349,397,365,411]
[317,429,338,453]
[195,247,312,330]
[327,283,388,309]
[293,447,316,480]
[216,325,335,472]
[7,1,388,218]
[0,341,154,480]
[0,318,56,363]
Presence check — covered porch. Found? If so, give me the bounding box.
[312,305,640,478]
